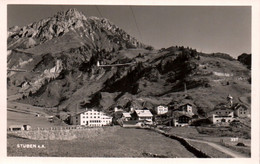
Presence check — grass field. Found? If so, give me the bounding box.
[7,101,65,128]
[7,126,195,157]
[166,126,251,157]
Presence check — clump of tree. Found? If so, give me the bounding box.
[237,53,251,69]
[145,46,154,51]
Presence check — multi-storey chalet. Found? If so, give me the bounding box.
[179,103,194,115]
[208,109,234,124]
[131,109,153,124]
[70,108,112,126]
[122,112,132,121]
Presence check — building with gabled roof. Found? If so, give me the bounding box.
[233,103,250,118]
[131,109,153,124]
[114,105,124,112]
[172,111,193,127]
[122,112,132,121]
[208,108,234,124]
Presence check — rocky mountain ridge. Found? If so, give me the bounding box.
[7,9,251,117]
[8,8,147,50]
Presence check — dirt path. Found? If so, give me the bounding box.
[185,138,247,158]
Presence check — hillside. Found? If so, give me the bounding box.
[7,8,251,117]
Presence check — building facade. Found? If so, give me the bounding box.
[122,112,132,121]
[209,109,234,124]
[156,105,168,115]
[8,124,31,131]
[180,103,193,115]
[173,115,192,127]
[132,109,153,124]
[114,106,124,112]
[234,104,250,118]
[70,109,112,126]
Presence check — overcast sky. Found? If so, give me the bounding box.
[7,5,251,58]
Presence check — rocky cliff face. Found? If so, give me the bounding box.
[8,8,146,50]
[7,8,251,115]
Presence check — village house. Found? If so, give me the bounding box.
[114,105,124,112]
[179,103,194,115]
[233,104,250,118]
[173,115,192,127]
[122,112,132,121]
[208,109,234,124]
[70,108,112,127]
[8,124,31,131]
[155,105,168,115]
[131,109,153,124]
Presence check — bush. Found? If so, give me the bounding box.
[236,142,246,147]
[145,46,154,51]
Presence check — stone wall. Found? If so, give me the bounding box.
[8,127,104,140]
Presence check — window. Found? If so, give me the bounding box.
[83,121,85,123]
[83,116,85,118]
[94,116,96,118]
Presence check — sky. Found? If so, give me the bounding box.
[7,5,251,58]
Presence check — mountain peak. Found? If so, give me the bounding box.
[55,8,87,21]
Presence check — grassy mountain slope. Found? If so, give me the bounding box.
[7,9,251,117]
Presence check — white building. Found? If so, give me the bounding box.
[156,105,168,115]
[132,109,153,124]
[122,112,131,121]
[208,109,234,124]
[70,109,112,126]
[114,106,124,112]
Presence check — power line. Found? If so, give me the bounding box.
[95,6,103,18]
[130,6,143,43]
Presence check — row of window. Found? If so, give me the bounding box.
[216,111,231,114]
[158,109,168,111]
[83,112,101,115]
[90,120,101,123]
[139,117,152,120]
[82,116,111,119]
[214,115,232,118]
[216,119,232,122]
[83,116,100,119]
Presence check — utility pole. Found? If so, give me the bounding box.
[184,82,187,93]
[76,103,78,114]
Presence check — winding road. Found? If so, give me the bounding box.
[185,138,247,158]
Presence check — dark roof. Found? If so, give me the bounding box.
[182,103,192,106]
[115,105,123,109]
[234,103,248,110]
[172,111,193,118]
